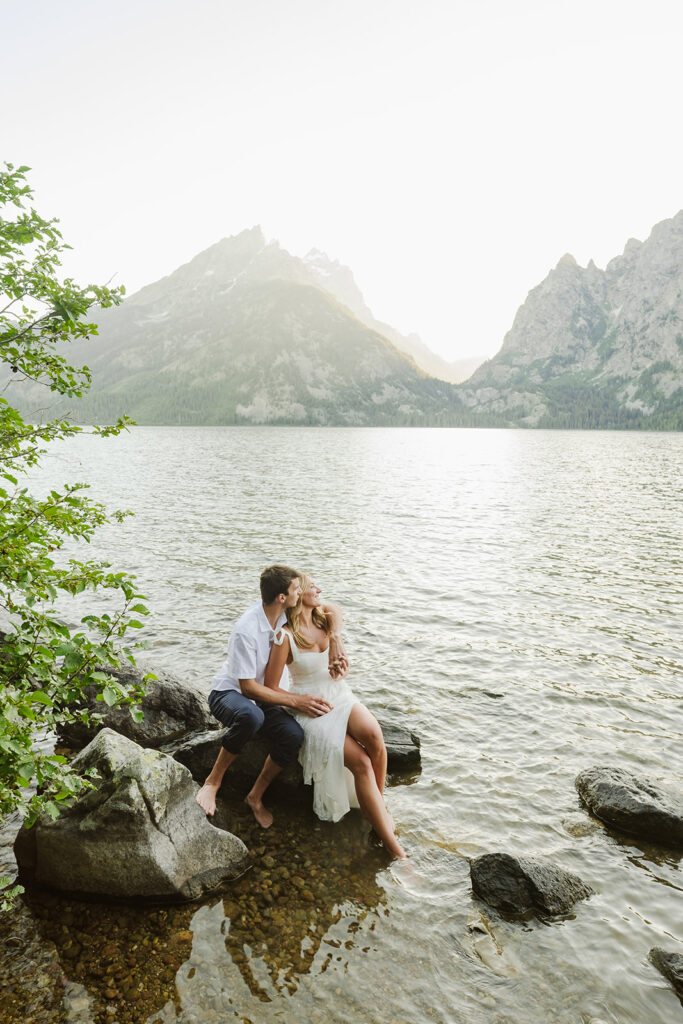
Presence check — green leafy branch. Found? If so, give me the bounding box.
[0,162,149,905]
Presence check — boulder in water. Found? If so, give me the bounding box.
[169,717,420,790]
[649,947,683,999]
[575,766,683,847]
[470,852,594,917]
[14,729,249,901]
[56,665,217,749]
[170,727,302,789]
[381,721,421,770]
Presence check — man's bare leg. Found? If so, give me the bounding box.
[245,755,283,828]
[196,747,238,816]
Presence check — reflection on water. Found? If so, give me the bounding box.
[1,428,682,1024]
[199,800,387,1005]
[174,800,388,1021]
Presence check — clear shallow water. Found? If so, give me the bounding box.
[2,427,682,1024]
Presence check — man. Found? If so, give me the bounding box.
[195,564,347,827]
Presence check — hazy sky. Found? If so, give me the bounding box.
[5,0,683,362]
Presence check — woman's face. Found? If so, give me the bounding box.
[301,577,322,607]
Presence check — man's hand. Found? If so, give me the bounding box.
[328,632,349,679]
[294,693,333,717]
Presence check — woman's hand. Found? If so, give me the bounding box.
[328,632,349,679]
[322,603,348,678]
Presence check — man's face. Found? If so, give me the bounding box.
[283,577,302,608]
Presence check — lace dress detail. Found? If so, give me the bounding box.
[277,628,359,822]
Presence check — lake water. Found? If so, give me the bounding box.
[1,427,682,1024]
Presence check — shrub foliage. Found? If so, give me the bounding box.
[0,163,149,901]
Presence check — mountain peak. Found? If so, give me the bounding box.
[461,209,683,428]
[182,226,268,271]
[230,224,265,242]
[48,233,468,426]
[213,224,267,253]
[304,248,340,275]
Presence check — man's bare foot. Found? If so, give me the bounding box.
[196,783,220,816]
[245,794,274,828]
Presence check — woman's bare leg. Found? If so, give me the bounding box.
[344,735,405,858]
[347,704,387,794]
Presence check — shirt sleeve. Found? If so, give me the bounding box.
[227,631,258,680]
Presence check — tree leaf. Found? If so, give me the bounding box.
[30,691,53,706]
[17,762,34,782]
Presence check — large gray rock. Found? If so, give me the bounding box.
[57,666,421,783]
[169,718,421,791]
[169,728,301,789]
[575,766,683,847]
[15,729,249,901]
[56,665,217,749]
[470,853,594,917]
[649,947,683,999]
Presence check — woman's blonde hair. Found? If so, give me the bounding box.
[286,574,329,648]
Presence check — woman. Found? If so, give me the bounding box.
[264,576,405,858]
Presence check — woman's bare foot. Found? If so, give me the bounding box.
[195,783,220,816]
[245,794,274,828]
[386,838,407,859]
[369,824,405,858]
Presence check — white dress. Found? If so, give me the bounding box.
[277,627,360,822]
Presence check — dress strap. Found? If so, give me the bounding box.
[273,626,296,656]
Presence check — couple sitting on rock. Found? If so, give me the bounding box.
[196,565,405,858]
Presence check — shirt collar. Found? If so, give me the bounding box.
[259,604,286,632]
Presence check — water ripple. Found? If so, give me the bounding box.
[18,426,683,1024]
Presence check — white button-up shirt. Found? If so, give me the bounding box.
[211,600,288,698]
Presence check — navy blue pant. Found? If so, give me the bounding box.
[208,689,304,768]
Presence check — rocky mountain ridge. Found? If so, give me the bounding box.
[459,212,683,428]
[41,227,476,426]
[303,248,482,384]
[11,215,683,429]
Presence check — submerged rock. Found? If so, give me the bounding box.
[55,665,217,749]
[575,766,683,847]
[169,718,420,790]
[464,911,521,977]
[15,729,249,901]
[649,947,683,999]
[470,852,594,917]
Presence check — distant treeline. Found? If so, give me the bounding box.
[26,387,682,430]
[13,356,681,431]
[534,378,683,431]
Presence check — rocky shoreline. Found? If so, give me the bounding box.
[55,664,422,792]
[3,666,682,1019]
[13,666,421,904]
